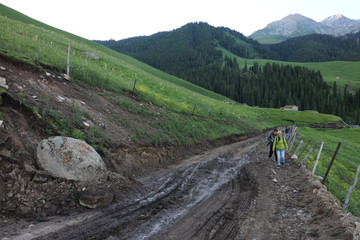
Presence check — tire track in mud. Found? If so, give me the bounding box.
[187,167,256,240]
[10,136,262,240]
[118,154,256,240]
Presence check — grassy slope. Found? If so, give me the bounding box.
[0,4,342,143]
[248,35,287,44]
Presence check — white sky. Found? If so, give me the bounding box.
[1,0,360,40]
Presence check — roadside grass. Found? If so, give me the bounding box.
[294,127,360,217]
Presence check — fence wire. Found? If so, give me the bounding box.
[290,132,360,217]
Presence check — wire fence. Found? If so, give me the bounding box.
[289,128,360,217]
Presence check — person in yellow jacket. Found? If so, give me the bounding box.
[272,130,288,168]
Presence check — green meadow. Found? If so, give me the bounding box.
[220,47,360,92]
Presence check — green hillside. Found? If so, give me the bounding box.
[224,51,360,92]
[0,3,344,146]
[264,33,360,62]
[248,35,286,44]
[101,23,360,124]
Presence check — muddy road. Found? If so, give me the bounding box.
[2,134,358,240]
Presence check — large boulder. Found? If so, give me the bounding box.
[36,136,107,181]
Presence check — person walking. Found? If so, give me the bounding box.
[272,130,288,168]
[267,129,278,162]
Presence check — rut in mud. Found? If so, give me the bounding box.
[10,136,260,240]
[5,134,358,240]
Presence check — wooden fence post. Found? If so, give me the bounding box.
[343,165,360,212]
[192,104,197,115]
[322,142,342,184]
[132,79,137,92]
[289,126,297,151]
[298,142,311,159]
[301,143,317,163]
[294,139,303,155]
[312,142,324,175]
[67,44,71,77]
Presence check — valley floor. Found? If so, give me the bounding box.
[1,134,358,240]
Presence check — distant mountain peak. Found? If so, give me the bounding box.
[321,14,360,35]
[250,13,331,42]
[285,13,309,18]
[321,14,350,23]
[330,14,345,20]
[250,13,360,43]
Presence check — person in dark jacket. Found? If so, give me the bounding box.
[267,129,278,161]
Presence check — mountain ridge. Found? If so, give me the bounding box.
[250,13,360,43]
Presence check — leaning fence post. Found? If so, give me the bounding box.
[192,104,197,115]
[312,142,324,175]
[298,142,310,159]
[132,79,137,92]
[67,44,71,77]
[322,142,342,184]
[294,139,304,155]
[301,143,317,163]
[343,165,360,212]
[289,126,297,150]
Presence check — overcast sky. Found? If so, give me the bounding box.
[1,0,360,40]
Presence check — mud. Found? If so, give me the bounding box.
[1,135,358,240]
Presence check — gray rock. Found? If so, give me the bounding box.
[63,74,70,80]
[83,52,100,60]
[79,191,113,209]
[83,120,95,127]
[36,136,107,181]
[0,77,9,89]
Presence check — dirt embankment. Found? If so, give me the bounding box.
[0,55,359,239]
[0,54,257,229]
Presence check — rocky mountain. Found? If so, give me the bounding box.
[250,14,360,43]
[321,14,360,35]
